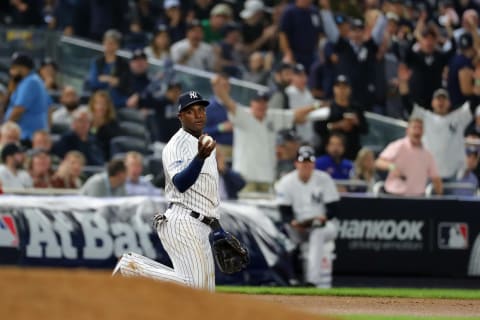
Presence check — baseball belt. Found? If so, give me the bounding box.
[168,203,220,230]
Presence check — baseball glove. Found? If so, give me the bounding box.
[212,229,249,274]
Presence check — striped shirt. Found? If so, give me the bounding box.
[162,128,220,218]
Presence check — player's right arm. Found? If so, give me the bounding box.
[165,136,216,193]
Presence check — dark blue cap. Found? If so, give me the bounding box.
[297,145,316,162]
[11,52,34,69]
[334,74,350,85]
[177,91,209,112]
[335,14,348,25]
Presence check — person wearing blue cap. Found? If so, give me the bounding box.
[6,52,52,146]
[451,146,479,196]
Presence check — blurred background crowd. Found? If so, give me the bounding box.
[1,0,480,198]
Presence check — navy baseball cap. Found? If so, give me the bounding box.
[351,19,364,29]
[335,14,348,25]
[296,145,316,162]
[466,146,479,156]
[131,49,147,60]
[293,63,306,74]
[177,91,209,112]
[459,33,474,50]
[334,74,350,85]
[11,52,34,69]
[252,90,270,101]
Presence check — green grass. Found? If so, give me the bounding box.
[217,286,480,300]
[341,316,480,320]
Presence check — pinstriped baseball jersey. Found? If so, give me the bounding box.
[162,128,220,218]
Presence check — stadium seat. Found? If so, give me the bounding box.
[145,112,160,142]
[110,136,149,158]
[119,121,149,141]
[117,108,145,124]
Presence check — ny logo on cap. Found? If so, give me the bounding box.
[189,91,199,99]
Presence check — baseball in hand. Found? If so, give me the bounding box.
[200,135,214,148]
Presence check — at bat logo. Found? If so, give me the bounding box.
[0,214,19,248]
[438,222,468,250]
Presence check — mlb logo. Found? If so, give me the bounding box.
[0,215,19,248]
[438,223,468,250]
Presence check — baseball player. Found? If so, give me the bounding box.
[113,90,220,291]
[275,145,340,288]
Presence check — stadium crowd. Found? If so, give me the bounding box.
[1,0,480,197]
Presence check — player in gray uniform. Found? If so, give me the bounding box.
[275,145,340,288]
[112,90,219,291]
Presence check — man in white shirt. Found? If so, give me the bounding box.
[171,20,215,71]
[285,63,317,144]
[399,66,473,181]
[52,86,81,128]
[214,78,326,193]
[0,143,32,189]
[124,151,162,196]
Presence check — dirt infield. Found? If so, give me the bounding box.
[2,268,479,319]
[250,295,480,317]
[0,268,333,320]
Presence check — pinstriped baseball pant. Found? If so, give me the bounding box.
[113,205,216,292]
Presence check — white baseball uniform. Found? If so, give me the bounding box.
[113,128,219,292]
[275,169,339,288]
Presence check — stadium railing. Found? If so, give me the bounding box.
[56,35,407,150]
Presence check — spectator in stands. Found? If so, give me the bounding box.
[88,91,120,160]
[214,22,243,78]
[124,151,161,196]
[399,66,474,182]
[465,106,480,139]
[0,143,32,189]
[38,57,60,92]
[315,133,353,182]
[141,81,182,143]
[452,146,479,196]
[201,3,233,44]
[144,24,171,62]
[87,29,130,108]
[453,9,480,44]
[216,82,321,193]
[350,147,378,192]
[276,129,302,179]
[402,23,456,108]
[80,158,127,197]
[51,151,85,189]
[6,52,51,145]
[126,49,151,109]
[217,148,245,200]
[52,86,81,127]
[0,122,21,151]
[162,0,186,44]
[240,0,277,55]
[447,32,478,107]
[170,19,215,71]
[72,1,129,41]
[8,0,43,26]
[279,0,322,71]
[286,64,317,144]
[314,75,368,160]
[243,51,272,86]
[375,118,443,196]
[268,63,294,110]
[123,19,148,51]
[0,84,7,112]
[132,0,160,32]
[52,107,104,166]
[205,74,234,159]
[26,148,54,188]
[320,0,387,110]
[31,130,59,165]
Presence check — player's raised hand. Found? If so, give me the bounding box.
[198,134,216,159]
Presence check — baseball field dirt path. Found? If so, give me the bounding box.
[249,294,480,317]
[0,268,334,320]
